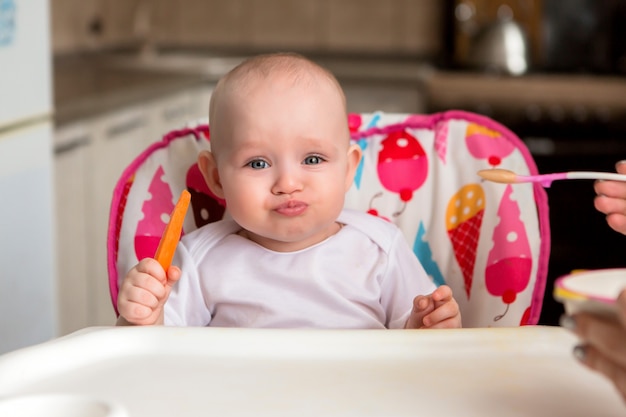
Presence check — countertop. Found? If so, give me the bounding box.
[53,54,215,126]
[53,50,626,127]
[52,51,432,126]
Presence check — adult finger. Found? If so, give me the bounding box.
[593,192,626,213]
[605,213,626,236]
[575,313,626,369]
[575,344,626,402]
[616,290,626,326]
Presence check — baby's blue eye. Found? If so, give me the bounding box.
[304,155,324,165]
[248,160,269,169]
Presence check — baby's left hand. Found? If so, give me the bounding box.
[405,285,462,329]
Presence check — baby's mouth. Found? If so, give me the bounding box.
[274,200,308,216]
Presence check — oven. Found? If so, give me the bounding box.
[446,0,626,75]
[426,71,626,325]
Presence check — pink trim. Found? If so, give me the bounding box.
[107,125,209,315]
[350,110,551,325]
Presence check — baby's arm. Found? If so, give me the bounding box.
[594,161,626,235]
[404,285,462,329]
[116,258,182,326]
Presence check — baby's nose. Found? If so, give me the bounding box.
[271,167,303,195]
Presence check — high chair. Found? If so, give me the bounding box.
[107,110,550,328]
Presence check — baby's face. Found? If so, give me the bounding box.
[210,75,360,252]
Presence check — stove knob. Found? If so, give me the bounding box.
[548,105,565,123]
[572,105,588,123]
[473,103,493,117]
[595,106,611,122]
[525,104,542,122]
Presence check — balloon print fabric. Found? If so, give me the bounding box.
[345,111,549,327]
[109,112,549,327]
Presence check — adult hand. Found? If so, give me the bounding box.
[594,161,626,235]
[562,289,626,402]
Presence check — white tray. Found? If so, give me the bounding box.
[0,326,622,416]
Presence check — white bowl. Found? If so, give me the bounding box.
[554,268,626,317]
[0,394,128,417]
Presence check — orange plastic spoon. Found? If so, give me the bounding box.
[154,189,191,271]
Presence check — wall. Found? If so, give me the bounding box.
[50,0,444,57]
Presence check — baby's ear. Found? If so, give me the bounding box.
[344,143,362,191]
[197,151,225,199]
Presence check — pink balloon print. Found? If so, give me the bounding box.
[403,116,447,163]
[134,166,175,261]
[348,113,363,133]
[465,123,515,167]
[485,185,532,321]
[377,130,428,216]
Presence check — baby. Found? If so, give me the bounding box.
[117,52,461,329]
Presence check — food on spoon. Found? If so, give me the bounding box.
[476,169,519,183]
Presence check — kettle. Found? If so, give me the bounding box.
[467,18,530,75]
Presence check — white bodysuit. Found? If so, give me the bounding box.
[165,209,435,329]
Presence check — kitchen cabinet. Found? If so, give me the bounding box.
[50,0,103,54]
[319,57,430,115]
[54,83,214,334]
[99,0,145,49]
[342,82,426,115]
[90,104,153,327]
[54,122,93,335]
[150,84,212,137]
[248,0,323,50]
[53,0,445,57]
[151,91,193,137]
[187,86,213,124]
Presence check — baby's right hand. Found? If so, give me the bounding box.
[594,160,626,235]
[116,258,182,325]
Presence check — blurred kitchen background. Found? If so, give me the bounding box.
[2,0,626,353]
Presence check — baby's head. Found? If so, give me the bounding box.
[208,52,348,155]
[198,52,361,251]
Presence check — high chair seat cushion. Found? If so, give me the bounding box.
[108,111,550,327]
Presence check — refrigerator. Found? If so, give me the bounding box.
[0,0,57,353]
